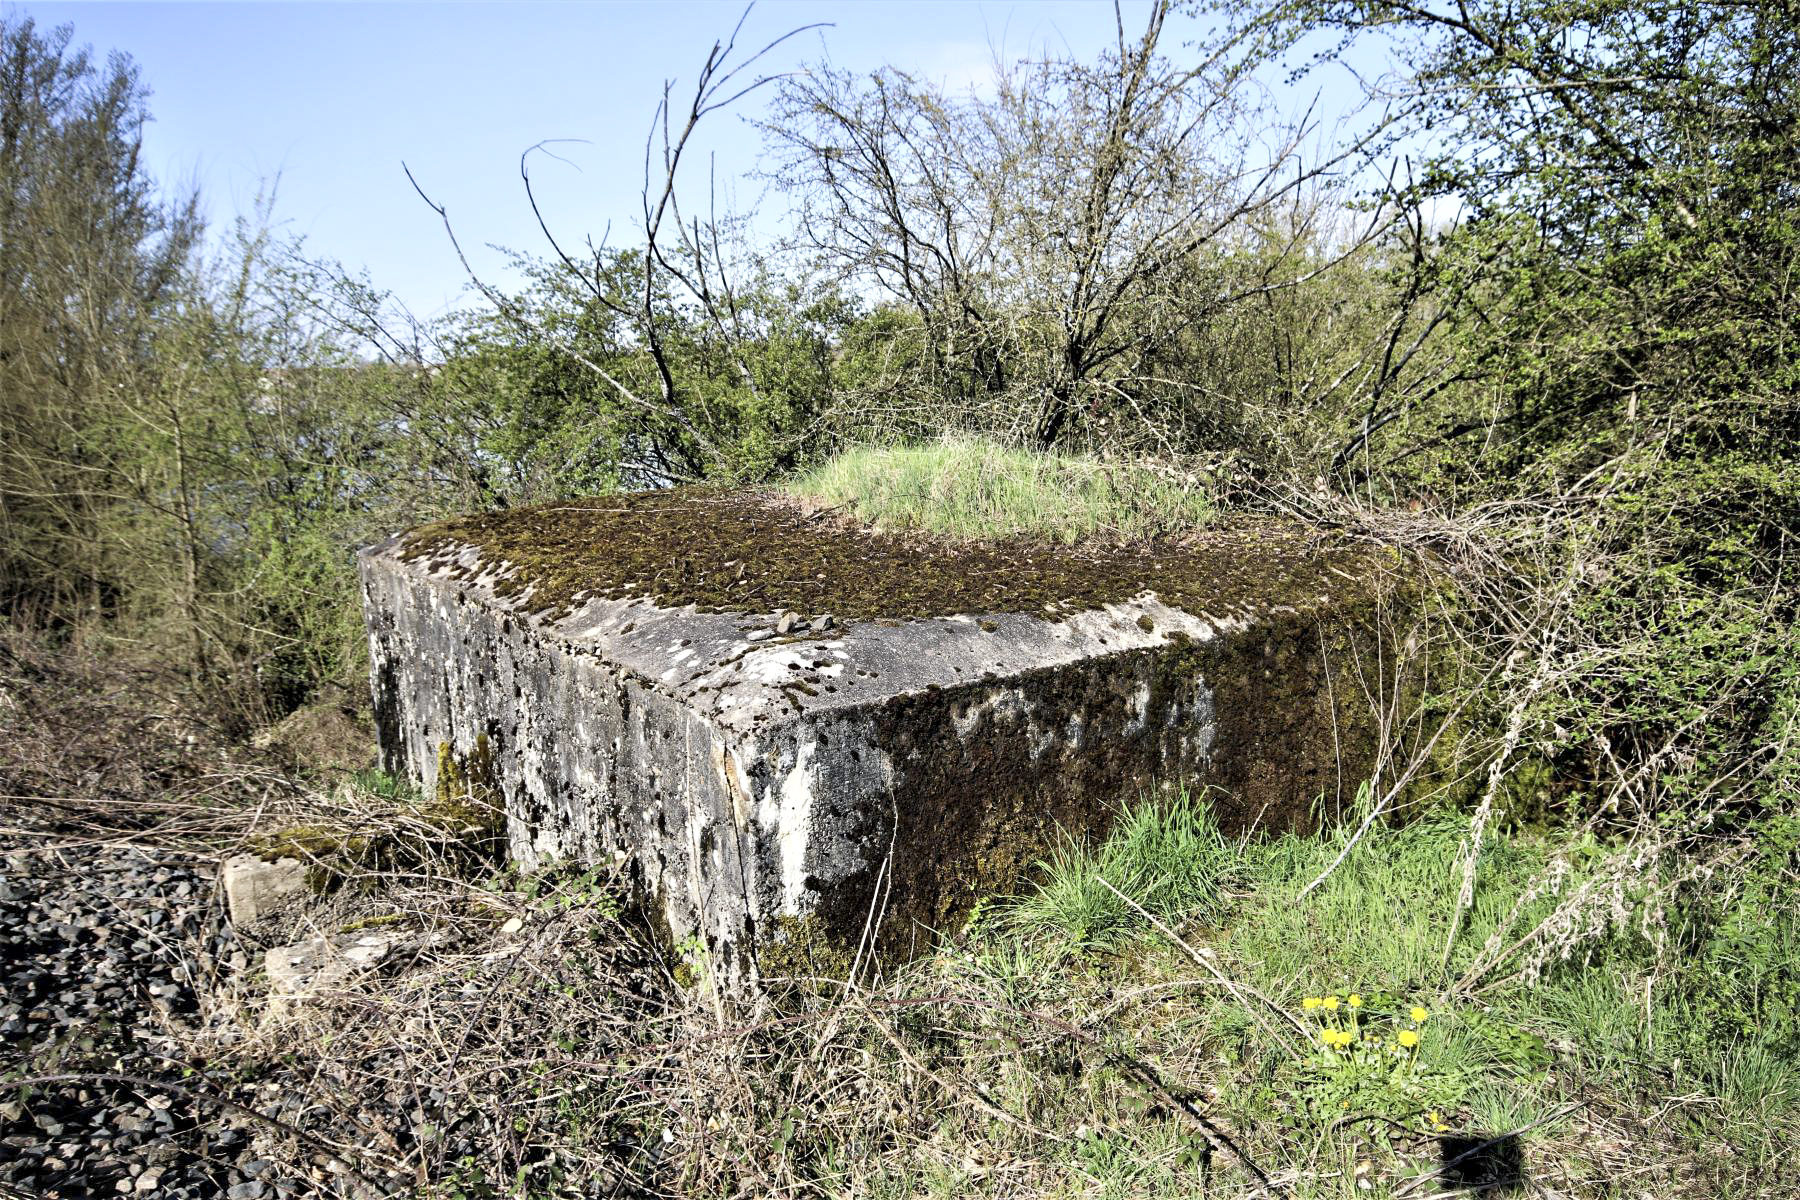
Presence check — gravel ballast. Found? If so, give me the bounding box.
[0,832,274,1198]
[1,821,668,1199]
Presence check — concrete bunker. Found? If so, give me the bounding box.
[358,490,1397,983]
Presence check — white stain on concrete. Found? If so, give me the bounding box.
[775,741,817,911]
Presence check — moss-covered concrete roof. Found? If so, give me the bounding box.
[398,488,1382,623]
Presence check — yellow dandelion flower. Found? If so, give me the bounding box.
[1410,1006,1429,1023]
[1323,995,1340,1011]
[1398,1029,1421,1048]
[1303,996,1322,1011]
[1347,993,1363,1008]
[1319,1030,1336,1046]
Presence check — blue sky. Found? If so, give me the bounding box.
[16,2,1378,320]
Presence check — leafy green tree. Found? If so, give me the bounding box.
[424,246,846,492]
[1286,0,1800,822]
[0,15,199,619]
[1303,0,1800,514]
[411,15,842,488]
[91,211,435,721]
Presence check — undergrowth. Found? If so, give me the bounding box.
[696,791,1799,1199]
[9,623,1795,1198]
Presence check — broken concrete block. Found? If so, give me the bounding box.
[262,932,398,1022]
[221,854,309,933]
[358,491,1396,984]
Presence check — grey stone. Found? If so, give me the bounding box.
[359,529,1381,985]
[219,855,308,932]
[261,932,398,1022]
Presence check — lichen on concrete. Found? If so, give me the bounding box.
[753,913,854,987]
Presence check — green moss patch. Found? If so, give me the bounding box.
[248,738,505,888]
[755,913,855,986]
[398,488,1382,624]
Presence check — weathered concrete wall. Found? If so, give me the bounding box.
[360,530,1384,983]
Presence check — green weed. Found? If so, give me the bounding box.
[1224,811,1548,994]
[1286,993,1465,1129]
[346,765,411,801]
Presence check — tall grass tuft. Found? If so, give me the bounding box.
[785,437,1211,543]
[1009,788,1238,951]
